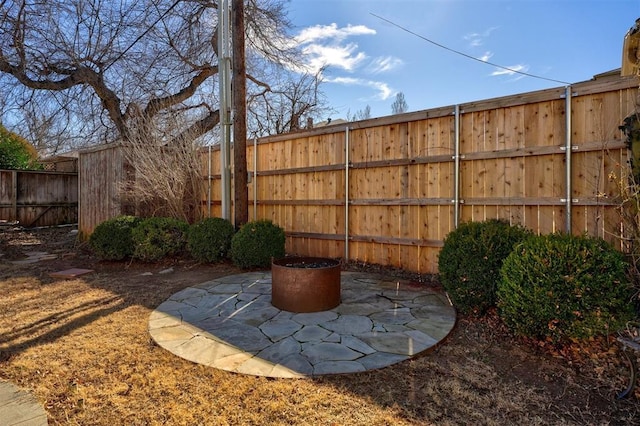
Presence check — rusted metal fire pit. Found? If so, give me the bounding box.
[271,257,341,313]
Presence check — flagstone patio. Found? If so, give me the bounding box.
[148,271,456,378]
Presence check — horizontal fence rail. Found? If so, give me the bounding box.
[71,74,639,274]
[0,169,78,227]
[200,75,639,274]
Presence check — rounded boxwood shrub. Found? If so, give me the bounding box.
[230,220,285,268]
[498,233,636,341]
[89,215,140,260]
[0,124,42,170]
[438,219,532,315]
[187,217,235,263]
[131,217,189,262]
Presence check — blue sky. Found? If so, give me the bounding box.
[286,0,640,120]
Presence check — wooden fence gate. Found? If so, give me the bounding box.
[0,169,78,227]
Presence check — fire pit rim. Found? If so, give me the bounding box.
[272,256,341,270]
[271,256,341,313]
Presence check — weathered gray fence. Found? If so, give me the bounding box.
[0,169,78,227]
[77,143,128,239]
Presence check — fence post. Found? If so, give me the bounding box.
[11,170,17,222]
[253,137,258,220]
[564,85,573,234]
[453,105,461,228]
[344,126,350,261]
[207,145,212,218]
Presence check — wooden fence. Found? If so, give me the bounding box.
[0,169,78,227]
[72,73,638,273]
[77,143,129,239]
[201,73,639,274]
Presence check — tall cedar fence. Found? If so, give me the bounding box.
[0,169,78,227]
[75,74,638,273]
[200,74,638,274]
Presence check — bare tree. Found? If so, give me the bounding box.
[0,0,313,149]
[350,105,371,121]
[0,0,327,222]
[391,92,408,114]
[119,115,205,223]
[0,75,99,154]
[0,1,218,149]
[247,67,328,137]
[12,93,79,156]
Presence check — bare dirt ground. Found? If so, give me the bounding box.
[0,225,639,425]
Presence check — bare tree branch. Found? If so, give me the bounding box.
[0,0,329,165]
[143,65,218,119]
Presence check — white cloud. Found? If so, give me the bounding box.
[301,43,367,72]
[292,23,377,74]
[369,56,404,74]
[291,23,395,101]
[478,51,493,62]
[464,26,499,48]
[491,64,530,80]
[296,23,376,44]
[465,35,483,48]
[325,76,394,100]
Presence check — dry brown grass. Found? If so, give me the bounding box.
[1,228,639,425]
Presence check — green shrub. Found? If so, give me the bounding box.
[89,215,140,260]
[438,219,532,315]
[187,217,235,263]
[131,217,189,262]
[0,124,42,170]
[498,233,636,341]
[230,220,285,268]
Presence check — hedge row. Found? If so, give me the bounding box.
[89,216,285,268]
[438,219,636,341]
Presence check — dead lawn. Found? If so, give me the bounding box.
[0,227,639,425]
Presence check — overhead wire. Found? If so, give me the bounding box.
[370,13,572,86]
[103,0,183,72]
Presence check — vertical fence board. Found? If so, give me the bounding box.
[68,76,635,274]
[78,144,125,238]
[0,169,78,227]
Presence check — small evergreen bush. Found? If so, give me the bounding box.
[187,217,235,263]
[498,233,636,341]
[131,217,189,262]
[89,215,140,260]
[438,219,532,315]
[0,124,42,170]
[230,220,285,268]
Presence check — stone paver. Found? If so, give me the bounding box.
[9,251,58,265]
[0,381,48,426]
[149,271,456,378]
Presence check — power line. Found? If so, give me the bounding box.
[103,0,182,72]
[370,13,572,86]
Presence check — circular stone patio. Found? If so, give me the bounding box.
[148,271,456,378]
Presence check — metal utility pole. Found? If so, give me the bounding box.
[218,0,232,221]
[232,0,248,227]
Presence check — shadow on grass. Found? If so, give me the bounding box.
[0,255,240,361]
[1,300,126,359]
[0,295,123,345]
[314,321,640,425]
[81,263,640,424]
[1,226,639,425]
